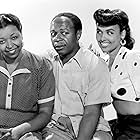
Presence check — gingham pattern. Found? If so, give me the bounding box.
[0,49,55,128]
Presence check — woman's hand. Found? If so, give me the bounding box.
[10,127,22,140]
[0,128,12,140]
[0,125,26,140]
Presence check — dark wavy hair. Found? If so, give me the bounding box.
[93,9,135,50]
[0,13,22,33]
[51,12,82,34]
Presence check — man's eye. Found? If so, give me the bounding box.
[0,40,6,44]
[51,32,56,37]
[61,31,68,36]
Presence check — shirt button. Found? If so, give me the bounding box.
[135,98,140,101]
[8,94,11,97]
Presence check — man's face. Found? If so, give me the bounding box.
[50,16,79,58]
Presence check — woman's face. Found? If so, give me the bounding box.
[96,24,123,54]
[0,25,23,63]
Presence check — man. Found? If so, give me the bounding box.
[43,12,112,140]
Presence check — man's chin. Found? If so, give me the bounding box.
[56,49,65,55]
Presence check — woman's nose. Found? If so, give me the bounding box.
[101,33,107,41]
[6,40,13,49]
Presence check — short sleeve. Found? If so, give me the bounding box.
[126,51,140,97]
[38,57,55,106]
[85,56,111,106]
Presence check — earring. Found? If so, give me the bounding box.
[120,39,126,46]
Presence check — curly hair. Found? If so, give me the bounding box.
[93,9,135,50]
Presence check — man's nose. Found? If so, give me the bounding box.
[54,33,63,41]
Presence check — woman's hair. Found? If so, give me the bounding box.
[52,12,82,34]
[93,9,135,50]
[0,13,22,33]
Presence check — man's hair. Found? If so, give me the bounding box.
[0,13,22,33]
[52,12,82,33]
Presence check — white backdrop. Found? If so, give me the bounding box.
[0,0,139,55]
[0,0,140,120]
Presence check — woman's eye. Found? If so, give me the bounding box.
[107,31,114,35]
[0,40,5,44]
[96,30,102,34]
[11,36,18,40]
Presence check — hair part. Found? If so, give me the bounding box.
[93,9,135,50]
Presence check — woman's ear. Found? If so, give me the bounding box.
[76,30,82,40]
[121,29,126,40]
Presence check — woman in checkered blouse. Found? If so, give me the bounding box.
[0,13,55,140]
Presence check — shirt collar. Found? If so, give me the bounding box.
[53,47,83,68]
[71,48,83,68]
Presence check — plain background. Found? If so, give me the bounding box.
[1,0,140,120]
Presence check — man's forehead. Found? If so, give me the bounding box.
[51,16,73,29]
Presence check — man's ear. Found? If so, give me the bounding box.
[76,30,82,40]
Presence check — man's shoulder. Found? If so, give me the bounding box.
[80,48,107,69]
[80,48,97,61]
